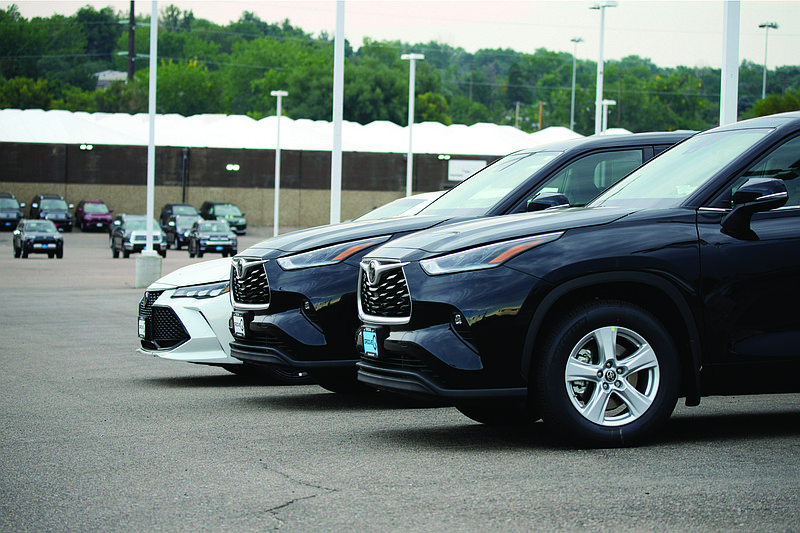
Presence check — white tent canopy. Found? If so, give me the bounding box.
[0,109,585,155]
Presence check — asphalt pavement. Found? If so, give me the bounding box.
[0,227,798,532]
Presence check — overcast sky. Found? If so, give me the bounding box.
[6,0,800,69]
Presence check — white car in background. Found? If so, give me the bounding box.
[137,258,311,384]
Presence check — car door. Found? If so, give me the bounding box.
[697,134,800,393]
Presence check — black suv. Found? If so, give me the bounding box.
[159,203,199,229]
[0,192,25,230]
[199,201,247,234]
[29,193,73,232]
[356,111,800,447]
[229,132,692,390]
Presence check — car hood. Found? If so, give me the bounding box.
[198,231,234,238]
[366,207,636,260]
[41,210,70,218]
[239,215,451,258]
[148,258,231,290]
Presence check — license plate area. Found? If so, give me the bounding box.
[138,317,146,338]
[358,326,385,359]
[232,312,246,337]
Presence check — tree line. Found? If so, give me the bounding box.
[1,3,799,135]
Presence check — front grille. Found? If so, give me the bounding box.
[138,291,190,350]
[359,264,411,319]
[231,260,270,307]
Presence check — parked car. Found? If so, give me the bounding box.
[187,219,238,258]
[355,111,800,447]
[0,192,25,230]
[351,191,445,221]
[12,219,63,258]
[199,201,247,234]
[137,258,312,384]
[29,193,73,232]
[74,200,113,232]
[110,214,167,258]
[229,132,693,393]
[159,203,199,229]
[164,214,202,249]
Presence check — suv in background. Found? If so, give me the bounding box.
[29,193,74,232]
[199,201,247,234]
[0,192,25,230]
[74,200,113,232]
[164,214,202,249]
[110,214,167,258]
[159,203,199,229]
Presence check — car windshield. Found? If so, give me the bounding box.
[199,221,229,232]
[40,199,68,210]
[84,203,109,214]
[0,198,19,209]
[591,128,772,209]
[126,219,160,231]
[215,204,242,216]
[175,215,199,229]
[27,221,57,232]
[173,205,197,215]
[418,150,564,217]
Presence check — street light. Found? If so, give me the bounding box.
[401,53,424,197]
[271,90,288,237]
[759,22,778,99]
[570,37,583,131]
[590,1,617,135]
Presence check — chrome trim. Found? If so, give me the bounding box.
[230,257,271,311]
[357,259,412,325]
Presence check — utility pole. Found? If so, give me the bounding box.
[127,1,136,82]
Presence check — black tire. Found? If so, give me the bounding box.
[64,226,72,233]
[159,249,167,258]
[534,300,680,447]
[21,249,28,258]
[188,245,195,258]
[48,252,54,259]
[56,249,63,259]
[13,245,20,258]
[175,241,182,250]
[123,249,130,259]
[112,244,119,258]
[456,399,538,426]
[197,249,204,258]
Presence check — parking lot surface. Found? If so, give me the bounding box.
[1,228,798,532]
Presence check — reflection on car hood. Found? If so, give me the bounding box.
[369,207,636,259]
[148,258,232,290]
[239,215,450,257]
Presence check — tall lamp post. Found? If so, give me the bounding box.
[570,37,583,132]
[271,90,287,236]
[759,22,778,99]
[401,53,424,197]
[590,1,617,135]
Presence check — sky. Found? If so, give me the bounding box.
[4,0,800,69]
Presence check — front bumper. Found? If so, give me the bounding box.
[23,239,63,254]
[126,241,166,252]
[138,288,238,365]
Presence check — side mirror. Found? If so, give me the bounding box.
[68,204,75,209]
[31,203,38,209]
[168,221,175,227]
[721,177,788,233]
[527,192,570,212]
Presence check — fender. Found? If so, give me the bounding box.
[520,270,703,406]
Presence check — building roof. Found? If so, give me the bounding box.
[0,109,586,156]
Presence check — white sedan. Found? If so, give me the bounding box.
[137,258,311,384]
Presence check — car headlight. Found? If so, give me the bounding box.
[420,232,564,275]
[172,281,230,299]
[277,236,391,270]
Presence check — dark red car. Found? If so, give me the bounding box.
[75,200,113,232]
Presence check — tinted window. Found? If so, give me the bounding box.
[214,204,242,216]
[531,149,643,206]
[40,199,68,210]
[0,198,19,209]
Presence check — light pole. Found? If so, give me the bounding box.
[601,99,616,133]
[590,1,617,135]
[759,22,778,99]
[271,90,287,236]
[570,37,583,131]
[401,53,424,197]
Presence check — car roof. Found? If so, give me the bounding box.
[511,131,695,158]
[0,192,14,198]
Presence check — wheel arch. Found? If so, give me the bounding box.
[521,271,703,406]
